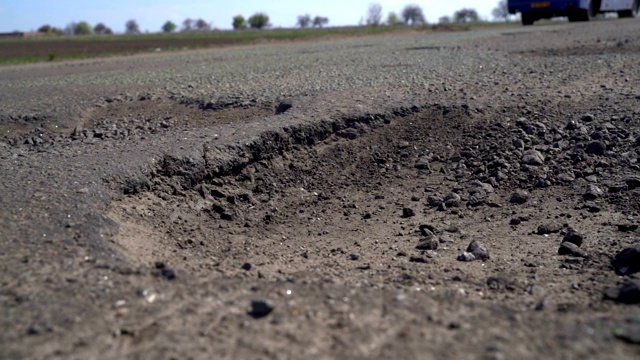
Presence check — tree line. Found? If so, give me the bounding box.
[35,1,512,36]
[365,1,511,27]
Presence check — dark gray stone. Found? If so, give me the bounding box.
[467,240,490,261]
[625,175,640,190]
[510,190,530,204]
[415,157,431,170]
[562,229,584,247]
[457,251,476,262]
[612,247,640,275]
[416,237,438,250]
[583,184,603,200]
[402,207,416,218]
[443,192,462,207]
[585,141,606,155]
[250,299,275,318]
[565,120,579,130]
[522,149,545,165]
[558,242,588,257]
[537,222,563,235]
[581,114,595,122]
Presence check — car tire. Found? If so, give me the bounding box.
[521,13,535,25]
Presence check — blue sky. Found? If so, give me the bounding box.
[0,1,501,33]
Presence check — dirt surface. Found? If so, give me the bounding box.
[1,19,640,359]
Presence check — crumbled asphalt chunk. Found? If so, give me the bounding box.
[611,248,640,275]
[583,184,603,200]
[414,157,431,170]
[625,175,640,190]
[558,242,588,258]
[466,240,490,261]
[416,237,438,250]
[585,140,606,155]
[565,120,579,130]
[510,190,530,204]
[249,299,274,318]
[402,207,415,218]
[457,252,476,262]
[521,150,545,165]
[537,222,563,235]
[443,192,461,207]
[581,114,595,123]
[562,229,584,247]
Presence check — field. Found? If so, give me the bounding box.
[0,25,478,64]
[1,19,640,359]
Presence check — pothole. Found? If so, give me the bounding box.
[1,95,276,146]
[83,96,275,136]
[108,99,640,296]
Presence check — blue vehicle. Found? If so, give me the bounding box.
[508,0,639,25]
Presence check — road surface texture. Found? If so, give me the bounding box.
[1,20,640,359]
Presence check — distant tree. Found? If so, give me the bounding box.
[195,18,211,32]
[387,12,404,26]
[312,16,329,28]
[492,0,510,21]
[366,3,383,26]
[402,4,426,25]
[232,15,247,30]
[182,18,194,32]
[94,23,113,35]
[453,8,480,23]
[125,19,141,34]
[297,14,312,28]
[38,24,52,33]
[37,25,64,35]
[248,12,270,29]
[438,16,451,24]
[74,21,94,35]
[162,21,177,33]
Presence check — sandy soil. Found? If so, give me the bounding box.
[1,19,639,360]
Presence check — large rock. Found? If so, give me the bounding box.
[585,140,606,155]
[612,248,640,276]
[537,222,563,235]
[521,150,545,165]
[510,190,530,204]
[250,299,275,318]
[443,192,462,207]
[625,175,640,190]
[562,229,584,247]
[558,242,588,258]
[467,240,490,261]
